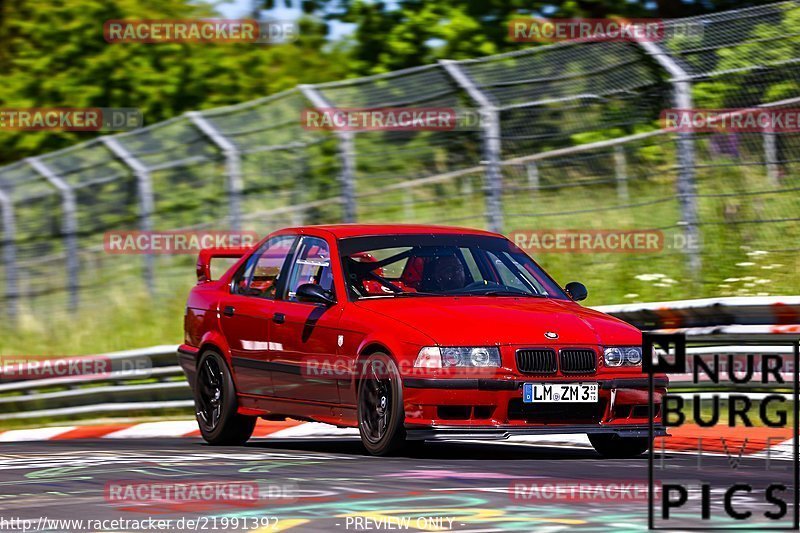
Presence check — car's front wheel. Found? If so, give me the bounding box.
[356,352,407,456]
[194,350,256,445]
[589,434,651,458]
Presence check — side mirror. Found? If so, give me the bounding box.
[565,282,588,302]
[296,283,336,306]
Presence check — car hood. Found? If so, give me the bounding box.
[354,296,640,346]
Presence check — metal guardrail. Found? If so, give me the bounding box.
[0,345,186,421]
[0,298,797,422]
[594,296,800,330]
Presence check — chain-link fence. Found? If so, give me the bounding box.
[1,1,798,323]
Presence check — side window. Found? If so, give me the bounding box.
[232,235,295,298]
[285,237,334,302]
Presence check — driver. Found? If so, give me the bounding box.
[422,254,466,292]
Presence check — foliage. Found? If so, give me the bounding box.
[0,0,349,163]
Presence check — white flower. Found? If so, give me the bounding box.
[736,262,756,267]
[746,250,768,257]
[755,279,771,285]
[634,273,665,281]
[723,278,740,282]
[624,293,639,299]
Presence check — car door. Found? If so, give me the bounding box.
[220,234,296,397]
[267,235,343,403]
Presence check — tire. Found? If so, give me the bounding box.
[194,350,256,445]
[589,434,651,458]
[356,352,407,456]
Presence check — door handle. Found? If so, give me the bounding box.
[273,312,285,324]
[223,306,235,317]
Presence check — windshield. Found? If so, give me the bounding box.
[339,234,569,300]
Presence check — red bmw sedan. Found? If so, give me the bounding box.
[179,225,666,456]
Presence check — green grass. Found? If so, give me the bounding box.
[0,288,188,356]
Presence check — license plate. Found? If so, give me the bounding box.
[523,382,598,403]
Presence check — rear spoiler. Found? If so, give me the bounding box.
[196,246,253,283]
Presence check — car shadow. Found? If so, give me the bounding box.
[243,437,614,460]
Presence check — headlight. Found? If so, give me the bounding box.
[624,347,642,365]
[604,346,642,367]
[414,346,501,368]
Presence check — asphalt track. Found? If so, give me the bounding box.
[0,437,795,532]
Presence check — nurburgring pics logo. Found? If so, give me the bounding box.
[645,333,799,530]
[104,231,259,254]
[104,19,297,44]
[0,108,142,131]
[662,109,800,133]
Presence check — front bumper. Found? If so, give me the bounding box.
[404,377,667,390]
[402,376,667,435]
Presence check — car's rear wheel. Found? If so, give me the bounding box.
[357,353,406,456]
[589,434,651,458]
[194,350,256,445]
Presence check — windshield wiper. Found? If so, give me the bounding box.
[458,289,546,297]
[391,291,441,297]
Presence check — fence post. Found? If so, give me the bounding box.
[526,163,539,197]
[298,84,357,223]
[614,145,630,201]
[101,137,155,295]
[186,112,244,230]
[636,40,701,275]
[26,157,79,311]
[440,60,503,233]
[763,130,779,186]
[0,190,18,320]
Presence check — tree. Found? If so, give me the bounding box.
[0,0,349,163]
[263,0,782,74]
